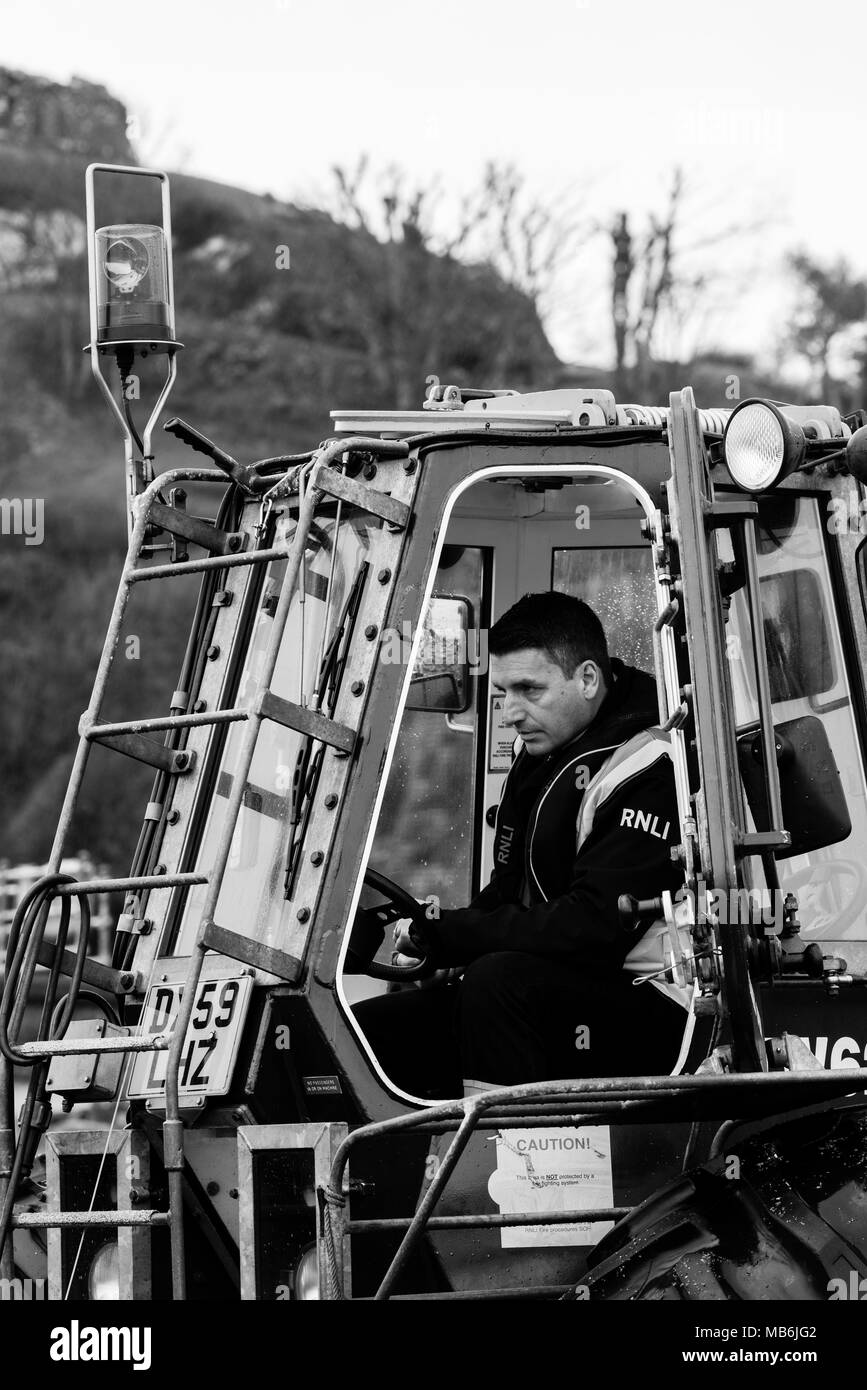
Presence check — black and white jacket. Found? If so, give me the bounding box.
[424,660,688,1005]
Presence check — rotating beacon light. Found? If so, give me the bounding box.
[95,223,173,345]
[86,164,182,538]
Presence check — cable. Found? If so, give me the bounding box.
[0,876,91,1262]
[116,350,144,457]
[0,877,89,1066]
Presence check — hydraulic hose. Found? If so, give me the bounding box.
[0,874,91,1262]
[0,876,90,1066]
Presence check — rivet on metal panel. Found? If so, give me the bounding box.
[310,851,324,866]
[324,794,338,809]
[364,625,378,640]
[351,681,364,696]
[297,907,310,923]
[207,645,220,660]
[167,810,181,825]
[377,569,391,583]
[192,699,207,713]
[402,458,416,473]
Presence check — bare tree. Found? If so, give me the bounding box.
[325,158,580,406]
[608,169,772,398]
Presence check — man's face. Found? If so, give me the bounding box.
[490,648,604,757]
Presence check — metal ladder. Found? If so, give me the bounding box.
[0,434,415,1296]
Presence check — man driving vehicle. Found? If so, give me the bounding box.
[354,591,690,1099]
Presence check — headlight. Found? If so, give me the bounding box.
[723,400,806,492]
[293,1244,320,1300]
[87,1241,120,1300]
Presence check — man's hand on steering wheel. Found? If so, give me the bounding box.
[392,919,426,966]
[348,868,446,983]
[389,920,458,988]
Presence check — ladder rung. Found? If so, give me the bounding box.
[36,942,135,995]
[200,921,303,983]
[54,873,207,895]
[85,709,247,739]
[17,1035,169,1059]
[310,461,410,528]
[126,544,291,584]
[736,831,791,852]
[257,690,356,753]
[86,729,195,774]
[149,499,245,557]
[13,1209,171,1228]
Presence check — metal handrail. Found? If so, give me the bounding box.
[324,1066,867,1300]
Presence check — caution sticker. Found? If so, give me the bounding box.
[488,695,515,772]
[487,1126,615,1247]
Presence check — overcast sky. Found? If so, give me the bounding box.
[5,0,867,370]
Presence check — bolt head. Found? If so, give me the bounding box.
[364,624,378,640]
[324,793,338,809]
[378,568,391,583]
[351,680,364,696]
[310,851,324,866]
[297,907,311,923]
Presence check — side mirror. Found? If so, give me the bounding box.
[405,595,472,714]
[737,714,851,857]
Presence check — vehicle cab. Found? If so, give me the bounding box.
[7,381,867,1301]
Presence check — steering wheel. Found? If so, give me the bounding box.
[780,858,867,940]
[346,867,438,982]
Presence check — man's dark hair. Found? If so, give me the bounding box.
[488,592,612,686]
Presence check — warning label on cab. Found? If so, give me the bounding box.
[487,1126,615,1247]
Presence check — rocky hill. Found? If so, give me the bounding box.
[0,67,560,870]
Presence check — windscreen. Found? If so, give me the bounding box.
[173,508,381,956]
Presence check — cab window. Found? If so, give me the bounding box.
[726,493,867,941]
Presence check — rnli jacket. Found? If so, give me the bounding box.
[422,659,687,1002]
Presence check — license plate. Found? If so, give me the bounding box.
[127,976,253,1101]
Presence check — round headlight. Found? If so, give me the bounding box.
[723,400,805,492]
[87,1241,120,1300]
[293,1244,320,1301]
